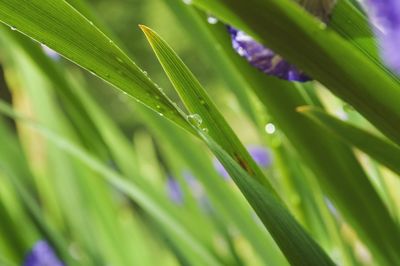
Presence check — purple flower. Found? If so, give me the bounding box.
[183,171,213,212]
[227,0,336,81]
[365,0,400,73]
[167,177,183,204]
[24,240,64,266]
[183,171,204,199]
[213,146,272,179]
[228,27,310,82]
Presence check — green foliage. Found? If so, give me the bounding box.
[0,0,399,266]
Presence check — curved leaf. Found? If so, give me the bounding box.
[299,107,400,176]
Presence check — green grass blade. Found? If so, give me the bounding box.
[299,107,400,176]
[191,0,400,147]
[163,0,260,125]
[139,24,334,266]
[178,6,400,264]
[140,21,400,264]
[199,131,335,266]
[0,30,221,265]
[0,0,188,130]
[0,103,222,266]
[136,105,288,265]
[140,25,274,192]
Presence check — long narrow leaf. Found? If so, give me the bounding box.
[0,0,188,130]
[140,25,274,191]
[191,0,400,147]
[199,131,335,266]
[299,107,400,176]
[0,102,222,266]
[139,25,334,266]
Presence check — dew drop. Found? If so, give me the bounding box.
[10,26,16,31]
[202,128,209,133]
[336,109,348,121]
[265,123,276,134]
[207,16,218,25]
[187,114,203,127]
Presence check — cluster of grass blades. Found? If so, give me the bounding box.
[0,0,399,265]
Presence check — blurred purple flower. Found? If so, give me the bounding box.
[183,171,204,199]
[228,27,310,82]
[213,146,272,180]
[365,0,400,73]
[24,240,63,266]
[183,171,213,212]
[227,0,336,81]
[167,177,183,204]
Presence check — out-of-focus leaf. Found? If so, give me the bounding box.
[200,131,335,266]
[181,2,400,264]
[0,0,189,130]
[0,101,222,266]
[299,107,400,176]
[191,0,400,147]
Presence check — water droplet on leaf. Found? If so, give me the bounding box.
[187,114,203,127]
[207,16,218,24]
[265,123,276,134]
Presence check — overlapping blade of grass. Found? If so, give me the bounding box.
[299,107,400,176]
[0,27,111,157]
[5,26,230,264]
[163,0,260,125]
[331,0,400,85]
[191,0,400,147]
[0,32,221,265]
[178,8,400,264]
[140,25,274,191]
[0,102,222,266]
[0,114,72,265]
[235,66,400,265]
[160,2,349,259]
[140,25,334,266]
[0,0,189,131]
[136,105,288,266]
[1,47,135,265]
[1,168,74,265]
[199,131,335,266]
[1,34,197,265]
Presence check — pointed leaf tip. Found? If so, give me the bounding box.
[139,24,154,37]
